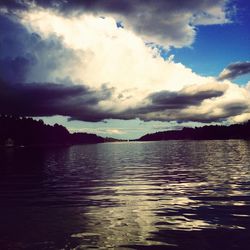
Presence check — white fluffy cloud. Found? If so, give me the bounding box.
[4,5,249,123]
[20,10,213,107]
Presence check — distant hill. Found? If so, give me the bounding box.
[138,121,250,141]
[0,115,105,146]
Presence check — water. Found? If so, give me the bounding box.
[0,140,250,249]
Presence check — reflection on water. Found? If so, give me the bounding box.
[0,140,250,249]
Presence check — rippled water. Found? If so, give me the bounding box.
[0,140,250,249]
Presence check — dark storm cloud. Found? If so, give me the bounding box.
[149,89,224,109]
[117,84,249,123]
[0,15,79,83]
[0,0,229,47]
[112,87,234,123]
[0,80,113,122]
[218,62,250,80]
[0,0,29,11]
[127,89,225,115]
[0,56,31,83]
[0,15,31,82]
[135,101,249,124]
[0,77,246,123]
[223,102,249,116]
[0,0,225,13]
[0,76,232,123]
[178,102,249,123]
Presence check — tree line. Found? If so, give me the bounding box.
[138,121,250,141]
[0,115,104,146]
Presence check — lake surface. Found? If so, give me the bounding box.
[0,140,250,249]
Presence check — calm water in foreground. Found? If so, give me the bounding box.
[0,140,250,250]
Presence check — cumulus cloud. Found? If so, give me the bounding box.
[1,0,230,48]
[18,8,215,107]
[0,15,81,84]
[1,1,250,124]
[218,61,250,80]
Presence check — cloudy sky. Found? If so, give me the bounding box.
[0,0,249,139]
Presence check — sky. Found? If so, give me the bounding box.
[0,0,249,139]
